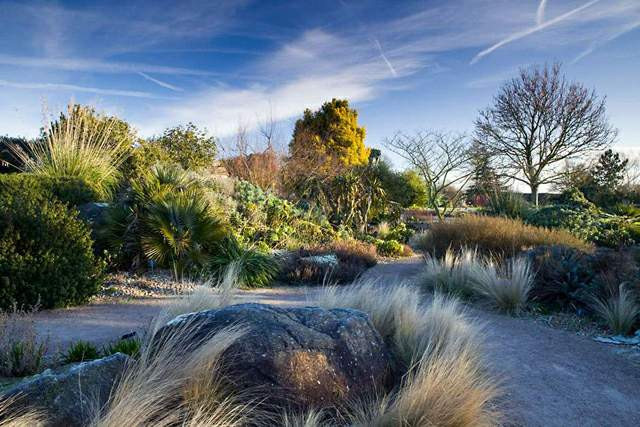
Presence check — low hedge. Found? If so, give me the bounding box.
[0,173,98,206]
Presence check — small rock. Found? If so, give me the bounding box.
[1,353,130,427]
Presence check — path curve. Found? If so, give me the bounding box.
[364,259,640,427]
[32,258,640,426]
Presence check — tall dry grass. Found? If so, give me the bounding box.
[95,321,252,427]
[0,396,46,427]
[10,104,130,199]
[470,257,534,314]
[418,249,535,314]
[0,306,47,377]
[313,280,500,426]
[592,284,640,336]
[413,214,592,257]
[419,249,482,298]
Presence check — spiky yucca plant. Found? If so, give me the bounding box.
[10,104,130,199]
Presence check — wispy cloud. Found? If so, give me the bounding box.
[0,79,173,99]
[536,0,548,25]
[0,54,218,76]
[572,19,640,63]
[471,0,601,64]
[373,39,398,77]
[137,72,183,91]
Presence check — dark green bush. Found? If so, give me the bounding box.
[526,188,634,248]
[526,205,633,248]
[0,173,98,206]
[527,245,640,312]
[63,341,100,363]
[100,164,226,276]
[0,194,103,309]
[208,237,280,288]
[385,222,414,243]
[526,246,595,310]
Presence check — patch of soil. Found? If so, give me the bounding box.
[93,270,196,301]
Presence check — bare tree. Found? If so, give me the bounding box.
[385,130,472,220]
[223,114,282,190]
[475,63,617,205]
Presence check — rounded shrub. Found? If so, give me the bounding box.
[0,173,98,206]
[375,239,404,257]
[0,194,103,309]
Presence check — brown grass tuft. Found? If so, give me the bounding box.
[414,214,592,258]
[313,280,501,426]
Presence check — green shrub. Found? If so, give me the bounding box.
[101,164,226,276]
[415,215,591,258]
[208,237,280,288]
[0,173,98,206]
[526,246,640,313]
[375,239,404,257]
[486,190,528,219]
[63,341,100,363]
[231,180,335,249]
[526,188,634,248]
[141,192,226,279]
[103,337,142,359]
[0,194,103,310]
[526,205,632,248]
[385,222,414,243]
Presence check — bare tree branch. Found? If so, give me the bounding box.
[474,63,617,205]
[385,130,472,220]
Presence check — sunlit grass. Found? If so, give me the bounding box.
[10,104,130,199]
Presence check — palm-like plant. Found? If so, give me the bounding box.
[141,192,226,279]
[101,164,223,276]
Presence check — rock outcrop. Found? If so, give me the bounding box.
[156,303,394,409]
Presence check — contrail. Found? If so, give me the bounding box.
[536,0,548,25]
[138,72,183,91]
[471,0,600,64]
[373,38,397,77]
[0,79,174,99]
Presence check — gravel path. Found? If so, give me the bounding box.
[33,258,640,426]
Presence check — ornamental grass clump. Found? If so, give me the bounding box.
[10,104,130,200]
[470,257,534,315]
[591,284,640,336]
[313,280,500,426]
[418,249,482,298]
[414,215,592,258]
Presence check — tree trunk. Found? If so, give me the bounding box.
[530,183,539,207]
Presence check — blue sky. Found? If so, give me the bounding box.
[0,0,639,164]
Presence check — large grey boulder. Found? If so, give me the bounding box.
[157,303,394,409]
[1,353,129,427]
